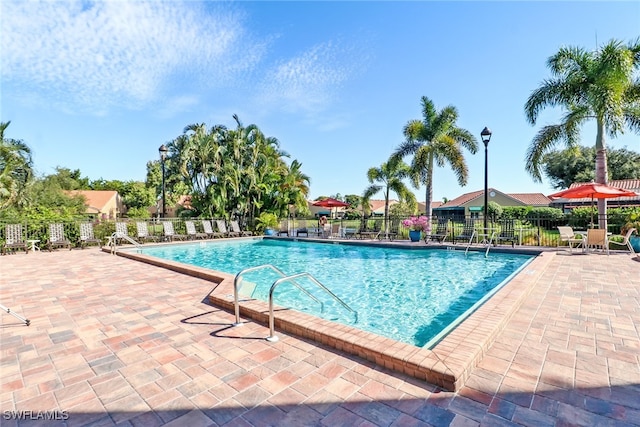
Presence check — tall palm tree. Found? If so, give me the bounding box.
[525,38,640,229]
[394,96,478,223]
[0,121,33,210]
[363,156,416,238]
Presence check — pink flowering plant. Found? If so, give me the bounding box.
[402,216,430,232]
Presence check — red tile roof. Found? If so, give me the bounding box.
[66,190,119,212]
[438,188,551,208]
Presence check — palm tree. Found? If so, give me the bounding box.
[0,121,33,210]
[363,156,416,238]
[525,38,640,229]
[394,96,478,223]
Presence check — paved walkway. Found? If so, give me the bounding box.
[0,248,638,426]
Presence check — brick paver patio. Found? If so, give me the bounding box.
[1,247,639,426]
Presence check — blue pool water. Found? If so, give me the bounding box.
[138,239,534,347]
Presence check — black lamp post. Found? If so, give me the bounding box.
[159,144,168,218]
[480,127,492,232]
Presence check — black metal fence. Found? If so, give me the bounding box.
[0,214,631,251]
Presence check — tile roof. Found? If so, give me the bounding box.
[66,190,119,212]
[438,188,551,208]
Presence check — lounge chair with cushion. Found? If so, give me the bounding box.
[557,226,584,253]
[163,221,187,241]
[202,220,223,238]
[359,219,382,240]
[136,221,159,243]
[231,220,253,237]
[185,221,207,240]
[496,219,519,247]
[608,227,637,255]
[427,220,449,243]
[79,222,102,249]
[453,219,477,244]
[382,218,400,241]
[2,224,28,255]
[216,220,239,237]
[48,223,72,251]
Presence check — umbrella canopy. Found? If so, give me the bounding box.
[312,197,350,208]
[313,198,349,220]
[548,183,638,200]
[549,183,638,226]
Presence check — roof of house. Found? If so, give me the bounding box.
[66,190,119,213]
[568,179,640,191]
[437,188,551,209]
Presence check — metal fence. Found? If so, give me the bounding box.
[0,214,631,251]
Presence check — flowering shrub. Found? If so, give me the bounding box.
[402,216,430,232]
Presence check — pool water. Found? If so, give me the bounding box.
[139,239,533,347]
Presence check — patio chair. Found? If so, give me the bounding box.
[2,224,28,255]
[453,219,477,244]
[48,223,72,251]
[163,221,187,241]
[136,221,159,243]
[276,220,289,237]
[113,222,135,245]
[585,229,609,254]
[383,218,400,241]
[496,219,518,247]
[79,222,102,249]
[201,220,223,239]
[230,220,253,237]
[185,221,207,240]
[352,218,370,239]
[216,220,239,237]
[557,226,584,253]
[359,219,382,240]
[295,220,309,237]
[608,228,637,256]
[427,220,449,243]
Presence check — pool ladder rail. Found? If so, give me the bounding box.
[232,264,358,342]
[107,232,143,254]
[464,230,497,257]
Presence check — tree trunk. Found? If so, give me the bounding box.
[595,119,608,230]
[384,187,390,237]
[424,153,434,233]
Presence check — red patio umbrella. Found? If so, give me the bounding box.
[548,183,638,226]
[313,197,350,219]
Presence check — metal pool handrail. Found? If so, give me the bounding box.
[267,272,358,342]
[232,264,323,326]
[108,232,142,254]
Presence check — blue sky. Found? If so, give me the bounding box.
[2,1,639,203]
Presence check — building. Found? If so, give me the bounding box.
[66,190,124,219]
[433,188,551,219]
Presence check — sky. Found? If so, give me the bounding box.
[2,1,639,203]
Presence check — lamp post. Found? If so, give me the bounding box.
[480,127,492,232]
[159,144,168,218]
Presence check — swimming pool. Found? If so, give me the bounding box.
[138,238,534,347]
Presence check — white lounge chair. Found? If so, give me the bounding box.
[608,228,637,255]
[216,220,239,237]
[201,220,223,239]
[48,223,72,251]
[230,220,252,237]
[79,222,102,248]
[557,226,584,253]
[163,221,187,241]
[2,224,28,254]
[136,222,159,243]
[185,221,207,239]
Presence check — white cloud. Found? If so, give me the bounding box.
[257,39,369,116]
[1,0,264,114]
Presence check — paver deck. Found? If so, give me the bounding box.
[0,246,639,426]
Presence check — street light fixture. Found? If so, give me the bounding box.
[480,127,492,232]
[159,144,168,218]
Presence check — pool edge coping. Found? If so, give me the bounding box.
[108,242,554,391]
